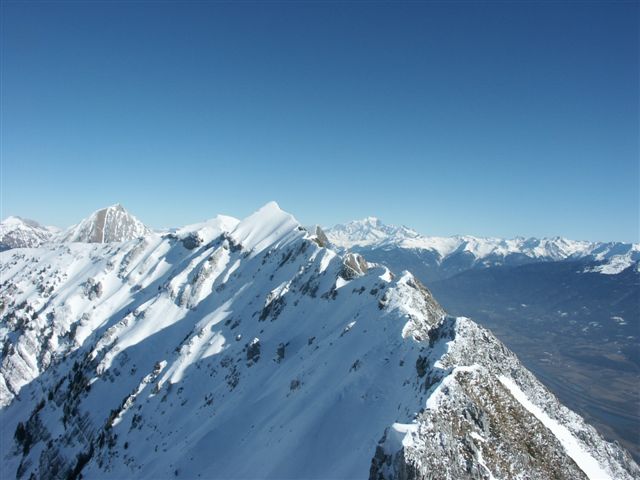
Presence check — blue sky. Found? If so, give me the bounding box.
[1,1,638,242]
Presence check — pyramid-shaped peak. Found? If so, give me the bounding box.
[230,201,301,255]
[241,201,296,228]
[257,201,283,213]
[92,203,127,215]
[61,204,152,243]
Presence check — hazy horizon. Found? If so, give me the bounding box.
[1,200,637,245]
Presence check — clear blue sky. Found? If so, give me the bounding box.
[1,1,638,242]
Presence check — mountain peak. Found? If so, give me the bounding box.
[2,215,26,225]
[326,217,419,249]
[260,200,282,211]
[230,201,301,255]
[0,216,55,250]
[60,204,152,243]
[1,216,43,228]
[107,202,125,211]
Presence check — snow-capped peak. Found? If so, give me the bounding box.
[60,203,152,243]
[230,201,302,255]
[0,216,58,250]
[2,216,37,227]
[362,216,381,225]
[326,217,420,249]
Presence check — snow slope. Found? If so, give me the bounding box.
[0,203,637,479]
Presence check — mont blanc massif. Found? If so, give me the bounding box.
[0,203,638,480]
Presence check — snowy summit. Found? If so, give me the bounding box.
[0,216,59,251]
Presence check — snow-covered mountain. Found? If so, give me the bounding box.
[0,217,59,251]
[327,216,423,249]
[59,203,152,243]
[0,203,637,479]
[327,218,640,276]
[328,217,640,460]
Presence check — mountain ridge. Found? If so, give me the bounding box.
[0,202,637,479]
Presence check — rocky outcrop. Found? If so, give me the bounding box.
[60,204,151,243]
[246,338,261,365]
[340,252,369,279]
[370,317,640,480]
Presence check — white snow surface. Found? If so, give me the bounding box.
[584,244,640,274]
[174,215,240,244]
[230,201,301,255]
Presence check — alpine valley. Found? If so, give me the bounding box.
[0,203,638,480]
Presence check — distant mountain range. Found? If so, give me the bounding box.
[326,216,639,278]
[4,210,637,275]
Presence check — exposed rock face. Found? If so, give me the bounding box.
[370,318,640,480]
[180,232,202,250]
[246,338,261,365]
[82,278,103,300]
[60,204,151,243]
[314,226,330,248]
[341,252,369,279]
[0,217,58,251]
[304,225,331,248]
[0,203,637,480]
